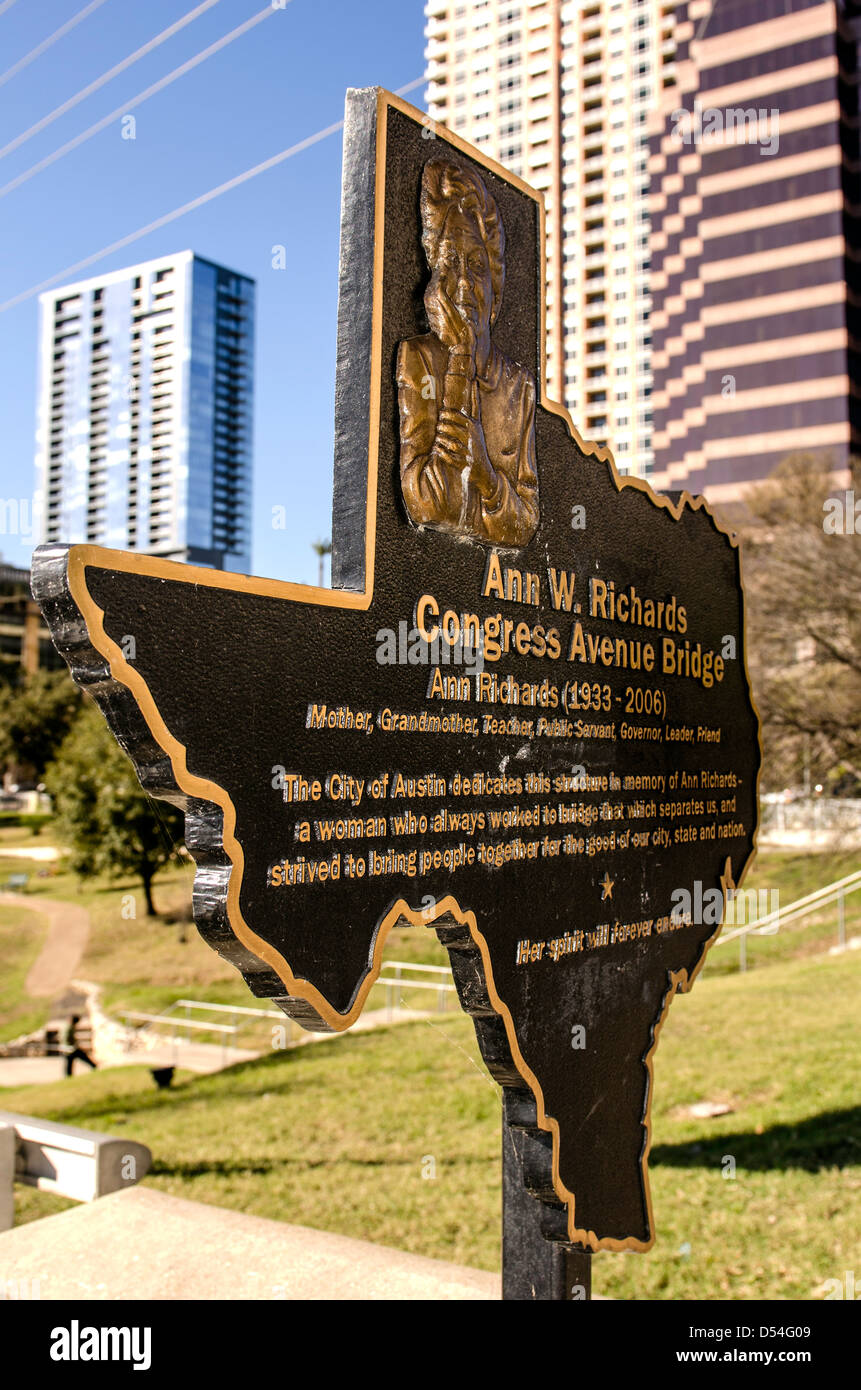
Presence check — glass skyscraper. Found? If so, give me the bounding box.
[34,251,255,572]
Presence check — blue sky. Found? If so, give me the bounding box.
[0,0,426,584]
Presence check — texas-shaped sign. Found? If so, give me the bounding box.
[33,88,760,1252]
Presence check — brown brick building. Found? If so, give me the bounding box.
[0,562,60,675]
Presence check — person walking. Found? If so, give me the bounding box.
[64,1015,96,1077]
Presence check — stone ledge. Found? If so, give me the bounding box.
[0,1186,499,1301]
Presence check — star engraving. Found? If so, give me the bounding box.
[600,872,615,901]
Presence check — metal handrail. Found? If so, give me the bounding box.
[126,960,459,1051]
[379,960,452,976]
[715,869,861,946]
[373,960,456,1021]
[173,999,288,1020]
[712,868,861,970]
[121,1009,241,1067]
[122,1010,236,1036]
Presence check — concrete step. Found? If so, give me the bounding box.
[0,1186,499,1300]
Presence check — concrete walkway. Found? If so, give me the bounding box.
[0,1048,262,1088]
[0,1056,69,1086]
[0,892,90,999]
[0,846,61,861]
[0,1010,441,1087]
[0,1187,499,1300]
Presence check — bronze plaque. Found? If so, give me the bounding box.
[33,89,760,1251]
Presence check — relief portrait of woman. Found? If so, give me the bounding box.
[396,157,540,548]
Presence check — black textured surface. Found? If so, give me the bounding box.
[32,89,760,1251]
[503,1089,592,1299]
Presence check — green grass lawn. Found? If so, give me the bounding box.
[5,838,856,1029]
[4,950,859,1300]
[2,831,858,1297]
[0,903,53,1043]
[0,822,54,850]
[1,838,456,1029]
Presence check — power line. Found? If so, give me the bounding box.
[0,0,114,90]
[694,1,716,43]
[0,120,344,311]
[0,0,223,162]
[0,77,426,316]
[0,0,21,17]
[0,4,281,200]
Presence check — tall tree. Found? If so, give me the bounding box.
[734,452,861,792]
[44,703,184,915]
[0,668,82,781]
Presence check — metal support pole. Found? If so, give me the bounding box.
[502,1088,591,1300]
[838,890,845,950]
[739,932,747,973]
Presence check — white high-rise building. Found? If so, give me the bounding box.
[34,251,255,571]
[424,0,677,477]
